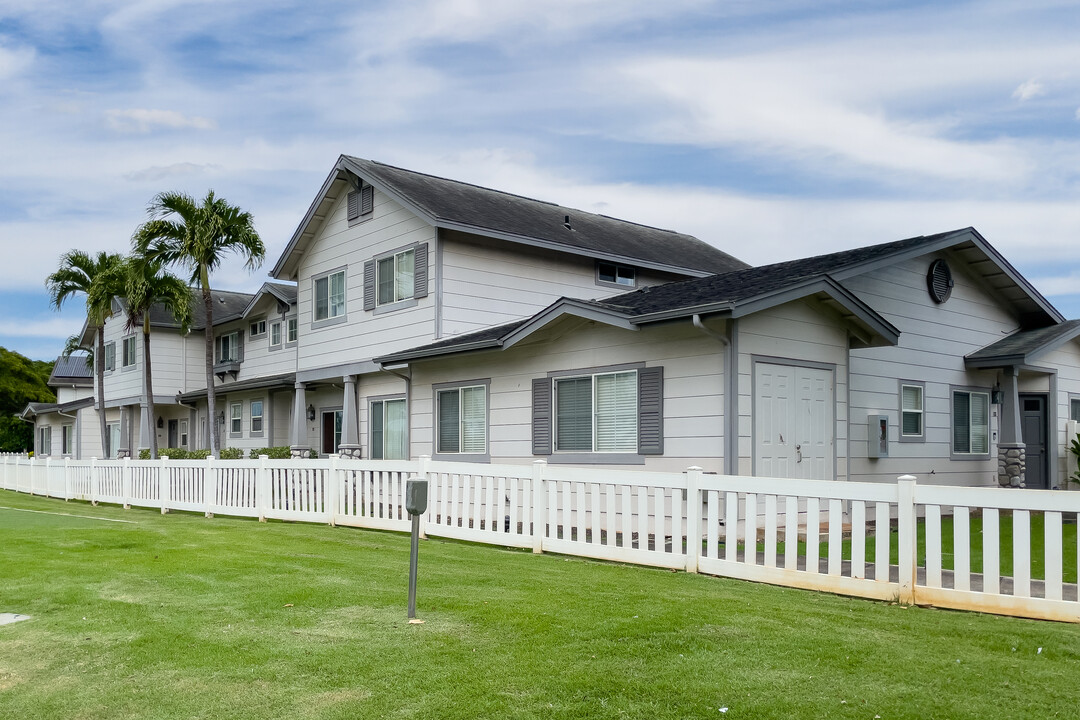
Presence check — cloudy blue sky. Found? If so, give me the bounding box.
[2,0,1080,360]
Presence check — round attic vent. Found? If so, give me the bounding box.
[926,259,953,304]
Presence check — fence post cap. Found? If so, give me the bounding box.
[532,459,547,466]
[897,474,917,482]
[259,454,269,460]
[686,465,704,472]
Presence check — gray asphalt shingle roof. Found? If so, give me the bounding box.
[966,319,1080,365]
[141,288,255,330]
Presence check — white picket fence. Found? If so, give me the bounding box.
[2,454,1078,623]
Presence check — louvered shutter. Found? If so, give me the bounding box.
[363,259,376,311]
[237,329,245,362]
[413,243,429,298]
[532,378,552,455]
[638,366,664,455]
[361,185,374,215]
[347,190,360,222]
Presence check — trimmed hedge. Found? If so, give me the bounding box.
[219,447,243,460]
[138,448,212,460]
[248,446,292,460]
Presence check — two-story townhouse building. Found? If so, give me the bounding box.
[21,354,97,458]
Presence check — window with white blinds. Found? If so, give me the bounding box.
[901,383,923,438]
[437,385,486,454]
[555,370,637,453]
[953,390,989,454]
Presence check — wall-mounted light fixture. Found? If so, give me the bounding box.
[157,416,164,429]
[306,404,316,422]
[991,382,1003,405]
[218,411,226,425]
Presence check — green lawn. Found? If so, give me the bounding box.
[2,491,1079,719]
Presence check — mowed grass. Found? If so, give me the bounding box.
[2,491,1079,720]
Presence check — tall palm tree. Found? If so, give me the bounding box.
[95,254,191,459]
[45,251,126,458]
[132,191,264,457]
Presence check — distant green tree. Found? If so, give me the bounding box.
[0,347,55,452]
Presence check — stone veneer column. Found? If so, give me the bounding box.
[337,375,362,459]
[998,443,1026,488]
[290,382,308,458]
[997,366,1026,488]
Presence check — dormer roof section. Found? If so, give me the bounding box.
[270,155,750,281]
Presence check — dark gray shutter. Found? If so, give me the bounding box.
[237,329,245,362]
[360,185,374,215]
[363,260,376,311]
[638,366,664,455]
[347,190,360,222]
[413,243,429,299]
[532,378,552,456]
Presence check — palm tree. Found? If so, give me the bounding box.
[45,251,126,458]
[132,191,264,457]
[95,254,191,459]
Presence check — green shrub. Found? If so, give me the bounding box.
[248,446,292,460]
[138,448,212,460]
[308,448,318,459]
[219,447,243,460]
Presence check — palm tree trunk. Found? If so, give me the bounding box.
[96,328,109,458]
[201,265,218,457]
[143,313,157,459]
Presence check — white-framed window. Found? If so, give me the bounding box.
[104,342,116,372]
[597,261,636,287]
[39,426,51,456]
[900,382,924,440]
[370,398,407,459]
[555,370,638,453]
[1071,398,1080,422]
[952,389,990,455]
[377,249,415,306]
[269,321,282,348]
[121,335,137,368]
[179,420,189,448]
[230,402,242,436]
[61,424,73,455]
[286,317,298,343]
[217,331,240,363]
[250,400,264,435]
[437,385,487,455]
[314,269,346,322]
[106,422,120,459]
[249,319,266,337]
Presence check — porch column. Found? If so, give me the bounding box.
[290,382,308,459]
[118,406,131,459]
[138,400,153,458]
[998,366,1026,487]
[338,375,361,459]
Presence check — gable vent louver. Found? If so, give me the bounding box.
[926,259,954,304]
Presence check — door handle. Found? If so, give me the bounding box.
[796,444,802,463]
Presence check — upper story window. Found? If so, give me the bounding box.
[952,389,990,456]
[347,184,374,224]
[269,321,282,348]
[104,342,116,372]
[217,331,240,363]
[597,261,636,287]
[121,336,137,368]
[314,268,346,324]
[363,244,428,313]
[287,317,298,343]
[1071,397,1080,422]
[378,249,414,305]
[249,319,266,338]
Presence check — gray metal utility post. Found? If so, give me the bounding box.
[405,477,428,620]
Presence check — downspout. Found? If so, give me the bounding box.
[693,314,737,475]
[380,365,412,458]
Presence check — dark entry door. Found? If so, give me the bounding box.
[168,419,178,448]
[1020,394,1048,489]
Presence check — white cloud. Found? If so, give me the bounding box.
[124,162,220,182]
[1012,78,1045,101]
[105,108,215,134]
[0,40,35,80]
[0,316,84,339]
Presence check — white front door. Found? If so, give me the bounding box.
[754,362,834,480]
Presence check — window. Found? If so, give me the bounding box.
[952,390,990,455]
[269,321,282,348]
[106,422,120,459]
[62,425,73,455]
[597,261,636,287]
[321,409,343,454]
[377,249,414,306]
[104,342,116,372]
[900,383,924,440]
[179,420,189,448]
[314,269,346,322]
[249,319,266,337]
[230,402,242,436]
[217,331,240,363]
[287,317,298,343]
[370,398,407,459]
[555,371,638,453]
[437,385,487,455]
[1071,398,1080,422]
[250,400,264,435]
[121,336,136,368]
[39,426,51,456]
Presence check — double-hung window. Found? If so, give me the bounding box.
[269,321,282,348]
[62,425,73,455]
[555,371,638,453]
[39,426,51,456]
[287,317,298,343]
[121,336,137,368]
[179,420,189,448]
[437,385,487,455]
[952,389,990,455]
[250,400,264,435]
[217,331,239,363]
[370,398,407,459]
[314,269,346,322]
[104,342,116,372]
[900,382,924,441]
[230,402,242,436]
[106,422,120,458]
[377,249,414,306]
[1071,398,1080,422]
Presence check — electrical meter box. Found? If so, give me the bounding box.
[406,478,428,516]
[867,414,889,459]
